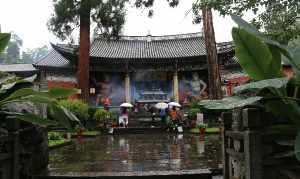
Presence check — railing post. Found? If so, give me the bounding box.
[221,112,232,179]
[12,119,19,179]
[243,108,262,179]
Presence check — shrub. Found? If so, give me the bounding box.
[59,99,89,122]
[88,106,97,120]
[48,132,63,140]
[94,109,111,122]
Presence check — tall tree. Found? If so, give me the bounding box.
[134,0,223,99]
[48,0,128,102]
[199,0,300,44]
[2,33,23,64]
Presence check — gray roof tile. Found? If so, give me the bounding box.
[34,49,72,68]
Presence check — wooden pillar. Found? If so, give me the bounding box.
[125,73,131,103]
[173,71,179,102]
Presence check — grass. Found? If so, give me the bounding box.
[82,131,99,136]
[70,130,100,137]
[49,138,71,147]
[189,127,220,134]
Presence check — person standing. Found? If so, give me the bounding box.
[169,106,178,126]
[149,105,156,127]
[159,108,167,128]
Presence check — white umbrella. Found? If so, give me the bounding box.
[120,102,133,108]
[168,102,181,107]
[155,102,168,109]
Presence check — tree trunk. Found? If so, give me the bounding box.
[77,5,91,102]
[202,8,223,99]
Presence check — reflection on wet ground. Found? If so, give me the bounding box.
[47,134,222,176]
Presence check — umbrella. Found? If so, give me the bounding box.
[155,102,168,109]
[168,102,181,107]
[120,102,133,108]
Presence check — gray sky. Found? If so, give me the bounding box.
[0,0,253,49]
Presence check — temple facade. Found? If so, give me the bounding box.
[34,33,238,106]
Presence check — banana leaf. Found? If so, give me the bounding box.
[14,113,57,127]
[199,96,262,110]
[232,27,282,80]
[231,15,300,74]
[234,78,288,95]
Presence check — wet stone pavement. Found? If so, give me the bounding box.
[45,133,223,177]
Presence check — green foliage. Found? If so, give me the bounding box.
[58,99,89,121]
[199,96,263,110]
[193,0,300,44]
[0,33,10,53]
[48,0,128,41]
[94,109,111,122]
[234,78,289,95]
[0,72,80,129]
[48,131,63,140]
[232,27,282,80]
[188,108,201,119]
[200,15,300,161]
[197,123,207,129]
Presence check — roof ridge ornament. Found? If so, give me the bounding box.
[147,30,152,42]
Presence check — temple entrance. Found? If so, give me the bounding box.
[132,71,173,103]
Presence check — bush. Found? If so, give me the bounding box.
[88,106,97,119]
[58,99,89,122]
[94,109,111,122]
[48,132,63,140]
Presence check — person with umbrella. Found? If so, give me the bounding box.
[155,102,168,128]
[119,103,133,127]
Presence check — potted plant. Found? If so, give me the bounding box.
[188,108,201,128]
[197,123,207,137]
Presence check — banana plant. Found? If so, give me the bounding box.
[199,15,300,160]
[0,71,80,130]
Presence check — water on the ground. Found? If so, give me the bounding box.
[46,133,222,176]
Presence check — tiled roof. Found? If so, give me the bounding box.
[90,33,233,59]
[0,64,37,72]
[34,49,72,68]
[35,33,234,68]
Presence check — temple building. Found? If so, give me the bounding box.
[34,33,238,106]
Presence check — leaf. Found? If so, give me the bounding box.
[199,96,262,110]
[0,33,11,53]
[231,15,300,74]
[0,75,36,91]
[265,124,299,136]
[0,88,41,104]
[232,27,282,80]
[48,87,78,99]
[48,105,81,130]
[234,78,288,94]
[14,113,57,127]
[295,132,300,161]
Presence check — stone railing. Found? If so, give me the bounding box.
[222,108,300,179]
